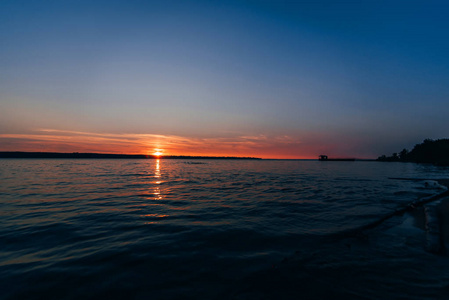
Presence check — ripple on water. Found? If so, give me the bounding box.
[1,159,449,299]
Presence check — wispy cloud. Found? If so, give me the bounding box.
[0,129,305,158]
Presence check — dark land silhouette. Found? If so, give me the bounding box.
[377,139,449,166]
[318,155,356,161]
[0,152,261,160]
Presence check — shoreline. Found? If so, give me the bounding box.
[436,180,449,253]
[334,178,449,255]
[402,179,449,254]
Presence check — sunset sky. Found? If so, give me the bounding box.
[1,0,448,159]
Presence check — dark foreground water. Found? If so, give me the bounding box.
[1,159,449,299]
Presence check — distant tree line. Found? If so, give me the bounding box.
[377,139,449,166]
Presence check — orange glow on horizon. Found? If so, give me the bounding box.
[0,129,350,159]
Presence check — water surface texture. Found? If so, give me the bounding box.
[1,159,449,299]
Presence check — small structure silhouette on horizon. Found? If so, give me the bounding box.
[318,155,355,162]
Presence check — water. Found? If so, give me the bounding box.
[1,159,449,299]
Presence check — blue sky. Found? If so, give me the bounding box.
[1,0,448,158]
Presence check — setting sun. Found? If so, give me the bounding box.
[153,150,163,156]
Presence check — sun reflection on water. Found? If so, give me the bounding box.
[142,159,166,223]
[153,159,162,200]
[155,159,160,178]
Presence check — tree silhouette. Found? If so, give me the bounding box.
[399,148,409,161]
[377,139,449,165]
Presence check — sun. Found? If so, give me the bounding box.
[153,150,163,156]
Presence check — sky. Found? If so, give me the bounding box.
[1,0,448,159]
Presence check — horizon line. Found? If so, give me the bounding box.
[0,151,375,160]
[0,151,262,160]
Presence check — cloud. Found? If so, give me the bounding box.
[0,129,305,158]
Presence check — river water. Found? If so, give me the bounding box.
[1,159,449,299]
